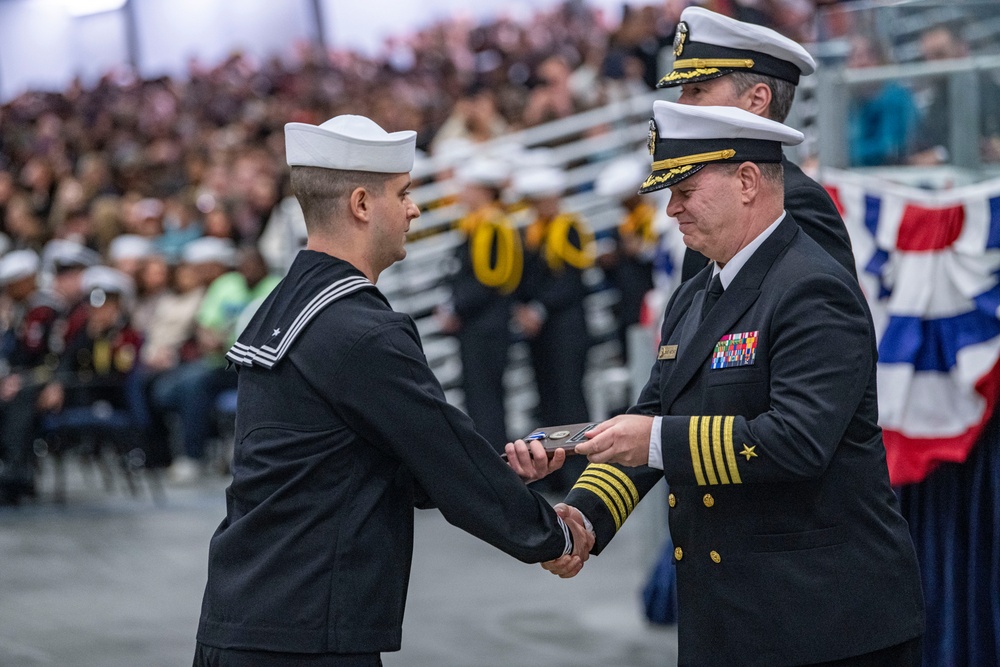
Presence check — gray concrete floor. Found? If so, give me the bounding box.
[0,456,677,667]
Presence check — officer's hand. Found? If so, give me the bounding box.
[573,414,653,467]
[505,439,566,483]
[541,504,594,578]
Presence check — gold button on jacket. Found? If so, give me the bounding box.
[668,493,677,507]
[710,550,721,563]
[703,493,714,507]
[674,547,684,561]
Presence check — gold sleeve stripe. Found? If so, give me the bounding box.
[700,414,719,485]
[711,416,730,485]
[591,464,639,506]
[723,415,742,484]
[573,481,623,530]
[688,417,707,486]
[673,58,755,70]
[579,470,634,519]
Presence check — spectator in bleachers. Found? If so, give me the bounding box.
[151,242,277,483]
[429,83,509,154]
[846,34,920,167]
[0,250,58,505]
[909,23,1000,165]
[438,157,520,451]
[512,166,594,491]
[36,267,142,449]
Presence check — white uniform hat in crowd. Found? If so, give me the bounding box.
[81,265,136,306]
[640,101,803,194]
[41,239,101,273]
[596,155,650,200]
[511,166,568,200]
[284,115,417,173]
[181,237,237,267]
[454,157,511,189]
[108,234,156,263]
[658,6,816,88]
[0,249,40,286]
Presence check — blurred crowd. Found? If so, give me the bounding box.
[0,0,806,504]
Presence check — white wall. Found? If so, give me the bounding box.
[0,0,632,101]
[0,0,128,100]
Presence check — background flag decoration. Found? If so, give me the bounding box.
[823,170,1000,485]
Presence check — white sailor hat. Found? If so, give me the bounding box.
[0,249,40,286]
[596,155,649,199]
[455,157,511,189]
[181,237,237,267]
[511,167,568,200]
[81,265,135,305]
[108,235,156,262]
[285,115,417,173]
[659,7,816,88]
[640,101,803,194]
[42,239,101,273]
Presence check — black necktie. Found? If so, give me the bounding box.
[701,273,724,322]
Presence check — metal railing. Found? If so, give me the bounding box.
[816,54,1000,173]
[376,90,664,437]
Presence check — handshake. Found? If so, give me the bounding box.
[503,438,597,578]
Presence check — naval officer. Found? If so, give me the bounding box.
[517,101,925,666]
[661,6,856,282]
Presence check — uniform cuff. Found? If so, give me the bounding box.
[557,515,573,556]
[648,416,663,470]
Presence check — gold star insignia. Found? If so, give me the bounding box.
[740,444,758,461]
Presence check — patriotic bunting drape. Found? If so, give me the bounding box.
[823,170,1000,485]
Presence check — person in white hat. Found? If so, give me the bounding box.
[35,266,142,447]
[194,115,592,667]
[0,249,62,505]
[526,101,925,666]
[659,6,856,283]
[509,165,595,493]
[594,154,660,362]
[437,156,520,450]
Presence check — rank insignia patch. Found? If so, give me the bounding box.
[711,331,758,369]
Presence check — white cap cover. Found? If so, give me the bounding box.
[285,115,417,174]
[181,237,237,267]
[82,265,135,301]
[659,6,816,87]
[108,235,156,262]
[512,167,568,200]
[596,155,649,199]
[0,249,40,285]
[640,101,803,194]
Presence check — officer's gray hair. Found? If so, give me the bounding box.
[716,161,784,186]
[727,72,796,122]
[290,166,390,229]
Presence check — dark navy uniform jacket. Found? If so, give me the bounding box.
[566,215,924,666]
[198,250,569,655]
[681,157,856,281]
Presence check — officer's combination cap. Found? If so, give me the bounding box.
[596,154,649,200]
[182,236,236,267]
[82,265,135,305]
[639,101,803,194]
[658,7,816,88]
[285,115,417,174]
